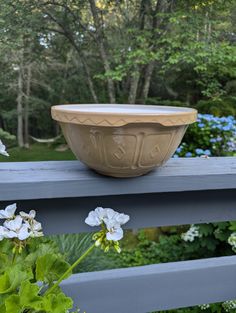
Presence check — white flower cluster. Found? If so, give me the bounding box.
[223,300,236,312]
[181,224,202,242]
[0,139,9,157]
[0,203,43,241]
[228,232,236,250]
[199,304,210,310]
[85,207,129,241]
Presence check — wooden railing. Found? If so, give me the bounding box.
[1,157,236,313]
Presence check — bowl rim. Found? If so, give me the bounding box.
[51,104,198,127]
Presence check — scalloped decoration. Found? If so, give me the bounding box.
[52,104,197,128]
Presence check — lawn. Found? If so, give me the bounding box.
[0,143,75,162]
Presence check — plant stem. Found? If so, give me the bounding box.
[45,243,96,295]
[12,251,17,264]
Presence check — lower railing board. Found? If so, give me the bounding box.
[61,255,236,313]
[5,188,236,235]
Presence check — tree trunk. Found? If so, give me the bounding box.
[139,61,155,103]
[139,0,174,103]
[127,0,152,104]
[64,37,99,103]
[17,63,24,148]
[128,70,140,104]
[42,8,99,105]
[89,0,116,103]
[80,53,99,103]
[24,63,32,148]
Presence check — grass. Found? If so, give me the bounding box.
[0,143,76,162]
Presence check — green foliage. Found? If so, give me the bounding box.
[0,237,76,313]
[36,254,71,284]
[50,233,94,266]
[0,144,75,162]
[196,97,236,116]
[146,96,236,117]
[0,129,16,148]
[146,98,186,107]
[0,0,236,143]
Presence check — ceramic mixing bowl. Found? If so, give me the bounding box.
[51,104,197,177]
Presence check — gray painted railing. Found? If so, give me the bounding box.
[0,157,236,313]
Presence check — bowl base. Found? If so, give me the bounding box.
[94,169,153,178]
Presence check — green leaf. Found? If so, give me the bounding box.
[0,254,9,275]
[43,290,73,313]
[0,240,13,275]
[36,254,71,284]
[5,281,43,313]
[19,281,43,310]
[0,265,33,294]
[229,221,236,232]
[0,294,8,313]
[198,224,214,236]
[25,241,59,266]
[4,295,21,313]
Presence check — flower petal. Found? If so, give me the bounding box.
[0,203,17,219]
[85,211,101,226]
[4,215,23,231]
[105,208,116,220]
[18,224,30,240]
[5,230,17,239]
[0,226,8,240]
[94,207,106,218]
[20,210,36,220]
[115,213,130,225]
[106,227,123,241]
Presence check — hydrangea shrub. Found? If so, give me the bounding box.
[174,114,236,158]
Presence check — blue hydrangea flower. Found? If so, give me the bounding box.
[223,125,232,131]
[204,149,211,156]
[210,138,217,143]
[195,148,204,155]
[198,123,205,128]
[185,152,192,157]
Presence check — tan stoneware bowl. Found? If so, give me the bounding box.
[51,104,197,177]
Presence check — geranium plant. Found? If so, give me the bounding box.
[0,204,129,313]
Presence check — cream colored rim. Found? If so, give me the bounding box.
[51,104,197,127]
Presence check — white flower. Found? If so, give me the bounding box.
[20,210,36,220]
[0,226,9,241]
[228,232,236,249]
[105,211,130,226]
[181,224,202,242]
[85,207,130,243]
[223,300,236,311]
[0,140,9,157]
[105,220,124,241]
[4,216,30,240]
[0,203,17,219]
[85,207,106,226]
[25,219,43,238]
[85,207,129,228]
[199,304,210,310]
[20,210,43,237]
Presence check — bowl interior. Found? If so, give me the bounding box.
[53,104,196,116]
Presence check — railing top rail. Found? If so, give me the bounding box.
[0,157,235,201]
